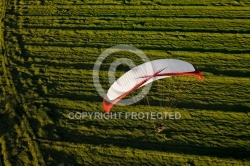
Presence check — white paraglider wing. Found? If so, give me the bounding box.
[103,59,202,113]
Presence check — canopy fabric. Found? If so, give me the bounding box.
[103,59,202,113]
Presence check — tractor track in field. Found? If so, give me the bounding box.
[1,0,45,165]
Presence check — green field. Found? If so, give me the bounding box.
[0,0,250,165]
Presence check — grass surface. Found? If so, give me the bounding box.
[0,0,250,165]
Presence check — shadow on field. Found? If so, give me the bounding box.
[0,144,4,166]
[140,100,249,113]
[31,60,94,70]
[41,124,250,160]
[200,67,249,78]
[45,93,102,104]
[0,106,14,137]
[40,146,78,166]
[0,113,9,137]
[178,102,249,113]
[23,42,250,54]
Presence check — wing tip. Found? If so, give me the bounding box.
[103,99,111,113]
[197,72,203,80]
[193,66,203,80]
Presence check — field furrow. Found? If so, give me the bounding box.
[18,17,250,33]
[17,6,250,19]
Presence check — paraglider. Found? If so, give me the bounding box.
[103,59,203,113]
[155,122,165,133]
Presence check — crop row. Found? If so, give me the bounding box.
[18,16,250,33]
[20,29,250,52]
[25,45,250,63]
[21,47,250,80]
[18,0,250,6]
[16,6,250,19]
